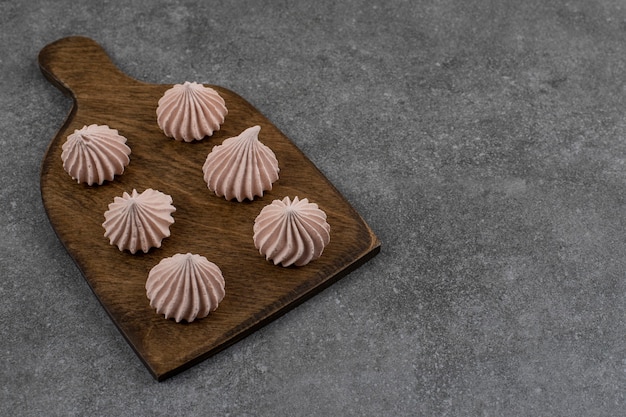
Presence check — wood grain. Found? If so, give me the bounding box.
[38,36,380,381]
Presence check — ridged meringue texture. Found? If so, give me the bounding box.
[146,253,225,323]
[253,196,331,267]
[102,189,176,254]
[202,125,279,202]
[61,124,131,185]
[156,81,227,142]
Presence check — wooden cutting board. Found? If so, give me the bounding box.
[38,36,380,381]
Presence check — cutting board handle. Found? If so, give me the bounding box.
[38,36,140,99]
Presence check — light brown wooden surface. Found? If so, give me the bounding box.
[38,36,380,381]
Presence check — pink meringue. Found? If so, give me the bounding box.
[202,125,280,202]
[156,81,227,142]
[146,253,225,323]
[102,189,176,254]
[61,124,131,185]
[253,196,331,267]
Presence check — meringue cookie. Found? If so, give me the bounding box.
[253,196,330,267]
[146,253,225,323]
[156,81,227,142]
[202,125,279,202]
[102,189,176,254]
[61,124,131,185]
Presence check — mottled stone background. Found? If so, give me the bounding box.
[1,0,625,415]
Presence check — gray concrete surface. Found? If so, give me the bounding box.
[2,0,625,415]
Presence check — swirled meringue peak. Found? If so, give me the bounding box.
[61,124,131,185]
[253,196,331,267]
[156,81,227,142]
[202,125,279,202]
[102,189,176,254]
[146,253,225,323]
